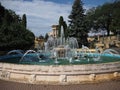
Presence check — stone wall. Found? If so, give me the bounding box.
[88,36,120,48]
[0,62,120,85]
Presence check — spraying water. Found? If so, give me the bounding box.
[19,50,41,62]
[45,26,79,51]
[7,50,24,55]
[102,49,119,55]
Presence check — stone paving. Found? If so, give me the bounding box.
[0,79,120,90]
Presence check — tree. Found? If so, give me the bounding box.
[0,3,5,26]
[86,1,120,36]
[110,1,120,34]
[58,16,64,37]
[62,21,67,39]
[58,16,68,39]
[0,4,35,50]
[45,33,49,42]
[22,14,27,28]
[68,0,89,47]
[39,35,44,39]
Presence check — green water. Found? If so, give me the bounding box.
[0,54,120,65]
[19,55,120,65]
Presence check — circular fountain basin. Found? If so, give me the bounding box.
[0,53,120,65]
[0,52,120,84]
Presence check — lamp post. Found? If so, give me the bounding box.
[108,13,112,36]
[101,30,106,44]
[117,30,120,41]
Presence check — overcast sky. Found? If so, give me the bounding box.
[0,0,112,36]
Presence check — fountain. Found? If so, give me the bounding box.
[102,48,119,55]
[0,47,120,84]
[19,50,48,64]
[0,25,119,65]
[7,50,24,55]
[0,26,120,85]
[46,26,79,60]
[46,27,78,47]
[20,50,39,62]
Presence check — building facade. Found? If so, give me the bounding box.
[48,25,59,37]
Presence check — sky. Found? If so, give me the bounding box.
[0,0,113,36]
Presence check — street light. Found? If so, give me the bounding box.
[117,29,120,41]
[101,30,106,44]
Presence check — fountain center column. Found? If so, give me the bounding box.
[60,26,65,45]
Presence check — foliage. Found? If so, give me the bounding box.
[68,0,89,47]
[86,1,120,35]
[22,14,27,28]
[0,4,35,50]
[44,33,49,42]
[58,16,67,39]
[39,35,44,39]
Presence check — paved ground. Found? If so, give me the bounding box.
[0,79,120,90]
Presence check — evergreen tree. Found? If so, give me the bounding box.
[58,16,63,37]
[0,4,35,50]
[68,0,88,47]
[22,14,27,28]
[62,21,67,39]
[58,16,68,39]
[0,3,5,26]
[45,33,49,42]
[39,35,44,39]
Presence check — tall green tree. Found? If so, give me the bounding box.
[110,1,120,34]
[62,21,67,39]
[0,3,5,26]
[68,0,89,47]
[86,1,120,36]
[45,33,49,42]
[0,4,35,50]
[58,16,68,39]
[58,16,63,37]
[22,14,27,28]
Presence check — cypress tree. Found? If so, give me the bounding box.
[58,16,68,40]
[58,16,64,37]
[22,14,27,28]
[45,33,49,42]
